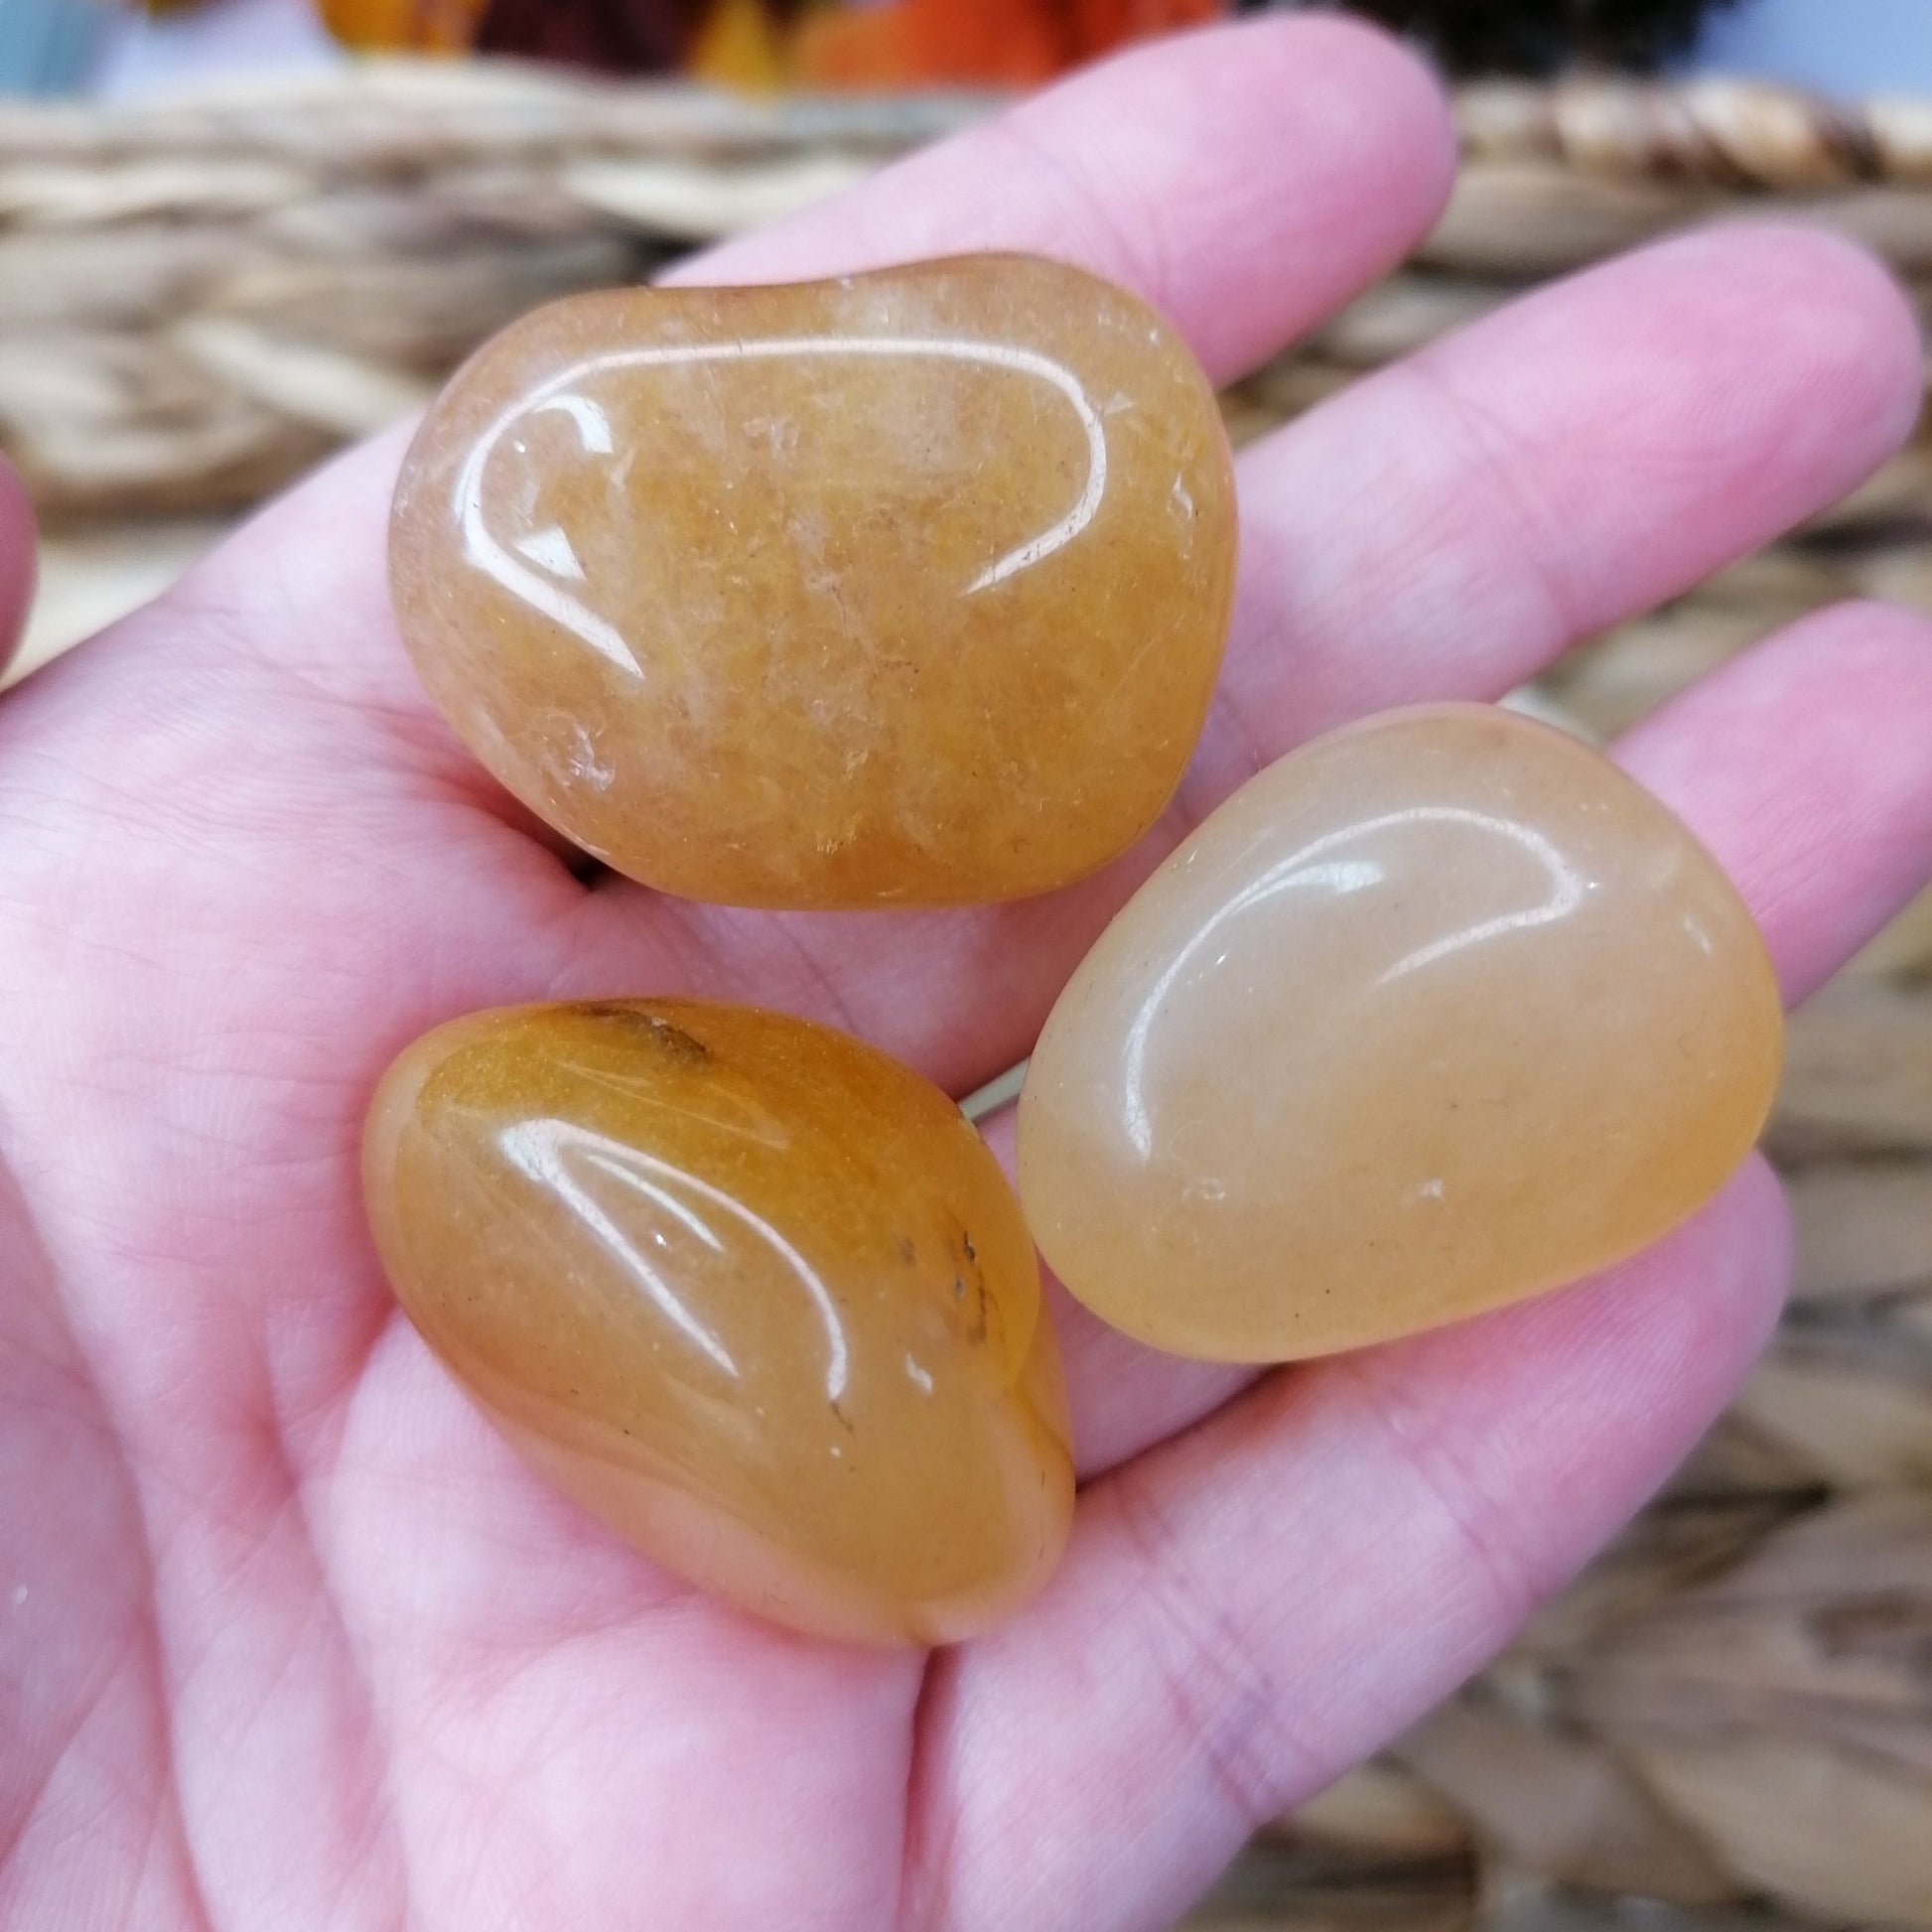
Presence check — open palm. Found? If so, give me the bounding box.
[6,20,1932,1930]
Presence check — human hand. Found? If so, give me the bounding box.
[4,19,1931,1929]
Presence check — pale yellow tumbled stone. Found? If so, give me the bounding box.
[1016,704,1785,1362]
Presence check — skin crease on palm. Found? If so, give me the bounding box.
[4,19,1932,1932]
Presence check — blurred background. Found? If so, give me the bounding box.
[1,2,1929,1929]
[0,0,1930,96]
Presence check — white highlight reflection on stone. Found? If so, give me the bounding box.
[1119,807,1584,1161]
[500,1116,851,1402]
[513,525,586,581]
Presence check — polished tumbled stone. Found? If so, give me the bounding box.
[1016,704,1785,1362]
[389,253,1237,906]
[364,999,1073,1643]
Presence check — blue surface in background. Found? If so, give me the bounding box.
[1691,0,1932,92]
[0,0,114,94]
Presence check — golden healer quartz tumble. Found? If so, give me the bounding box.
[363,1000,1073,1644]
[1016,705,1786,1363]
[387,254,1236,907]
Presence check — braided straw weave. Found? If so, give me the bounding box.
[3,60,1928,1930]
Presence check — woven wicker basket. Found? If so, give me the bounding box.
[3,58,1928,1931]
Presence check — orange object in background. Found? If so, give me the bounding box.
[322,0,709,66]
[792,0,1225,85]
[317,0,1226,82]
[319,0,486,51]
[684,0,790,86]
[794,0,1072,85]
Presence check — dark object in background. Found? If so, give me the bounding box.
[1247,0,1740,75]
[476,0,714,71]
[476,0,1210,81]
[406,0,1745,81]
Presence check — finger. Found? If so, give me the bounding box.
[681,15,1457,385]
[1615,600,1932,1006]
[0,458,35,677]
[1035,599,1932,1481]
[917,1159,1792,1932]
[580,224,1922,1096]
[1211,222,1922,762]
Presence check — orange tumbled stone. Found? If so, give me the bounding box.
[363,1000,1072,1643]
[388,254,1236,906]
[1016,705,1785,1362]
